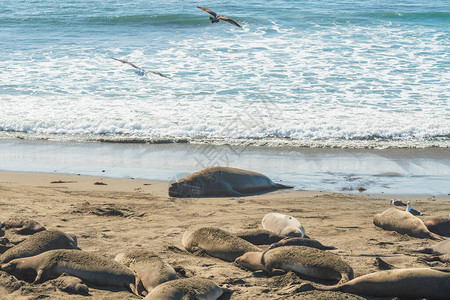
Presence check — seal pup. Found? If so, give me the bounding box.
[182,227,261,262]
[262,212,305,237]
[1,249,144,296]
[313,268,450,299]
[235,246,353,284]
[234,229,285,245]
[144,277,230,300]
[406,239,450,256]
[52,274,89,295]
[112,58,172,79]
[268,237,336,250]
[115,250,178,292]
[1,218,46,235]
[197,6,241,27]
[373,208,442,240]
[406,201,422,216]
[169,166,293,197]
[424,217,450,237]
[390,199,406,207]
[0,229,78,264]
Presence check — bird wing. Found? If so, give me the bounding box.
[144,69,173,80]
[197,6,217,17]
[112,58,143,71]
[218,16,241,27]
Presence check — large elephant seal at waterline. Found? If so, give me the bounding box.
[1,249,144,296]
[182,227,261,262]
[0,229,78,264]
[168,166,293,197]
[373,208,442,240]
[313,268,450,299]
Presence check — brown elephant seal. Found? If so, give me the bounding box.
[0,229,78,264]
[144,277,232,300]
[234,229,285,245]
[262,212,306,237]
[182,227,261,262]
[424,217,450,237]
[268,237,336,250]
[235,246,353,284]
[52,274,89,295]
[407,239,450,256]
[313,268,450,299]
[1,249,144,296]
[168,166,293,197]
[425,253,450,263]
[373,208,442,240]
[115,250,178,292]
[1,218,46,235]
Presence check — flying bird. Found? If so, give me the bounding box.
[197,6,241,27]
[112,58,172,80]
[406,201,423,216]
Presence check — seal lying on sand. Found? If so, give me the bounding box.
[145,277,231,300]
[425,253,450,263]
[52,274,89,295]
[235,246,353,284]
[262,212,305,237]
[234,229,285,245]
[115,250,178,292]
[268,237,336,250]
[182,227,261,262]
[373,208,442,240]
[1,249,144,296]
[0,229,78,264]
[406,239,450,256]
[169,166,293,197]
[1,218,46,235]
[424,217,450,237]
[313,268,450,299]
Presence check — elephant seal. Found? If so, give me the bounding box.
[1,218,46,235]
[235,246,353,284]
[168,166,293,197]
[313,268,450,299]
[0,229,78,264]
[182,227,261,262]
[52,274,89,295]
[407,239,450,256]
[425,253,450,263]
[115,250,178,292]
[424,217,450,237]
[268,237,336,250]
[144,277,230,300]
[1,249,144,296]
[373,208,442,240]
[234,229,285,245]
[262,212,305,237]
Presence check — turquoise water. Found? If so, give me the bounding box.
[0,0,449,148]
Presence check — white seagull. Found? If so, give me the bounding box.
[112,58,172,80]
[406,201,422,216]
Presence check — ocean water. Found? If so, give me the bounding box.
[0,0,449,148]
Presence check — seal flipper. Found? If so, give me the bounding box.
[33,269,49,284]
[275,183,294,189]
[129,275,145,297]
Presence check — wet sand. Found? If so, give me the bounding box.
[0,171,449,299]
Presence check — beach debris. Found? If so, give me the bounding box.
[390,199,406,207]
[406,201,422,216]
[357,187,367,192]
[197,6,241,27]
[94,181,107,185]
[50,180,77,184]
[373,257,394,270]
[112,58,172,79]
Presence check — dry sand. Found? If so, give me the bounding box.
[0,170,449,299]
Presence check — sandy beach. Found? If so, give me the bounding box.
[0,170,449,299]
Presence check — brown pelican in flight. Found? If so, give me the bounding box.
[197,6,241,28]
[112,58,172,80]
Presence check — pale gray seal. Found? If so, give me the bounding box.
[424,217,450,237]
[262,212,305,237]
[1,249,144,296]
[313,268,450,299]
[268,237,336,250]
[115,250,178,292]
[169,166,293,197]
[144,277,230,300]
[1,218,46,235]
[182,227,261,262]
[197,6,241,27]
[373,208,442,240]
[234,229,285,245]
[235,246,353,284]
[0,229,78,264]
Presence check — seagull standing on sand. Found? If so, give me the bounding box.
[390,199,407,207]
[197,6,241,27]
[112,58,172,80]
[406,201,422,216]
